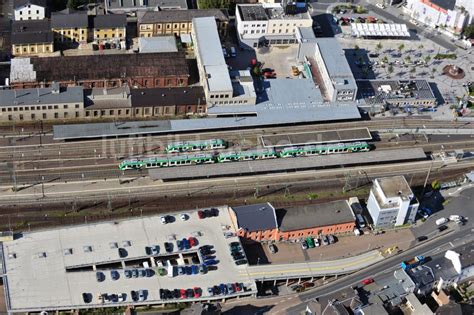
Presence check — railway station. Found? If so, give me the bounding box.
[149,148,427,181]
[260,128,372,147]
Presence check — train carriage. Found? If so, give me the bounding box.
[165,139,227,153]
[218,149,277,162]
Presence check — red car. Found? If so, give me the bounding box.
[193,287,201,298]
[362,278,374,285]
[180,289,186,299]
[188,237,197,247]
[197,210,205,219]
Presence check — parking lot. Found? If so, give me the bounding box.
[3,206,257,312]
[244,228,414,265]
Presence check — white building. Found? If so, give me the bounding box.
[192,17,256,107]
[236,2,313,48]
[405,0,474,35]
[14,0,47,21]
[366,176,419,228]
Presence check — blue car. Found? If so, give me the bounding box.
[185,266,193,275]
[182,238,190,250]
[192,265,199,275]
[204,259,218,266]
[219,283,227,295]
[176,240,183,251]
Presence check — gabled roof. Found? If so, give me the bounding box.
[138,9,229,24]
[13,0,47,9]
[93,14,127,29]
[11,20,53,45]
[231,203,277,232]
[51,10,88,28]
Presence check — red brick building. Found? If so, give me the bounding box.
[9,52,190,89]
[229,200,356,242]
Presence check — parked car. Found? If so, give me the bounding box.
[177,239,183,251]
[235,259,248,265]
[268,243,277,254]
[186,288,194,298]
[321,235,329,246]
[192,265,199,275]
[110,270,120,281]
[185,265,193,275]
[130,290,138,301]
[210,208,219,217]
[198,210,205,219]
[208,287,214,296]
[199,264,208,274]
[82,292,92,303]
[138,289,147,301]
[96,271,105,282]
[438,225,448,232]
[124,269,132,278]
[204,259,218,266]
[180,289,186,299]
[227,283,235,294]
[417,235,428,242]
[160,216,168,224]
[188,237,197,247]
[164,242,173,253]
[328,234,335,244]
[301,239,308,250]
[193,287,202,298]
[219,283,227,295]
[180,213,189,221]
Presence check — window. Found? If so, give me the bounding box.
[47,106,52,110]
[75,112,79,118]
[63,105,68,109]
[119,33,122,37]
[85,111,90,117]
[23,47,27,52]
[19,114,23,120]
[8,115,12,121]
[31,113,35,119]
[109,110,114,115]
[64,112,68,118]
[75,104,80,109]
[46,46,49,52]
[42,113,46,119]
[54,105,58,109]
[19,107,23,111]
[54,113,58,118]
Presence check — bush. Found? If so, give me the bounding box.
[434,53,457,60]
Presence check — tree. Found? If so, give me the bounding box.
[376,42,383,52]
[198,0,231,9]
[418,44,424,50]
[405,56,411,63]
[431,180,441,190]
[410,67,416,73]
[464,23,474,39]
[398,43,405,54]
[424,55,431,64]
[387,65,394,76]
[67,0,79,9]
[382,56,389,63]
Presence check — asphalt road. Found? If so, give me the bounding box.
[284,215,474,314]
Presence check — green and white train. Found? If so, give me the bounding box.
[119,141,371,170]
[165,139,228,153]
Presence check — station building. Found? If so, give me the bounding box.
[235,2,313,49]
[9,52,190,89]
[229,200,357,242]
[366,176,419,228]
[11,19,54,56]
[105,0,188,15]
[192,17,256,107]
[138,9,229,38]
[0,82,84,122]
[357,79,437,109]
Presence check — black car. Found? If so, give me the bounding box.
[233,254,244,261]
[186,288,194,298]
[118,248,128,258]
[235,259,248,265]
[213,285,221,295]
[96,271,105,282]
[131,290,139,301]
[230,242,240,247]
[438,225,448,232]
[210,208,219,217]
[164,242,173,253]
[82,292,92,303]
[173,289,181,299]
[160,289,165,299]
[203,209,212,218]
[417,235,428,242]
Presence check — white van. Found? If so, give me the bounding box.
[167,265,175,278]
[436,217,448,226]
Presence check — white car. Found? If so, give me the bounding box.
[160,216,168,224]
[180,213,189,221]
[376,3,386,9]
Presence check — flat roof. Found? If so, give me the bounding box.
[2,207,256,312]
[260,128,372,147]
[138,36,177,53]
[53,79,361,140]
[0,85,84,107]
[315,38,356,90]
[149,148,427,181]
[193,17,232,93]
[231,203,277,232]
[376,176,413,199]
[279,200,354,232]
[238,5,268,21]
[357,80,436,105]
